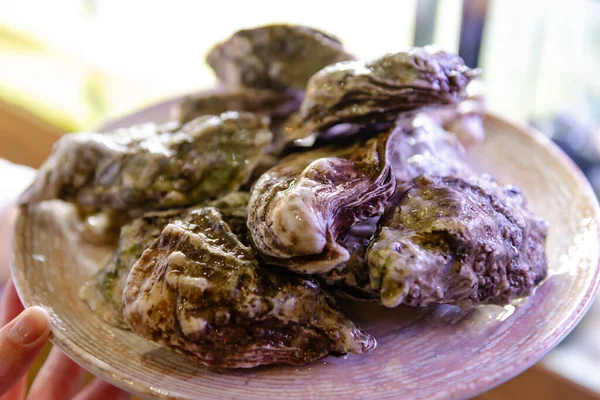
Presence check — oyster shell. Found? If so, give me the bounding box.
[173,88,303,125]
[247,129,397,274]
[285,47,478,145]
[207,24,354,90]
[21,112,271,214]
[123,207,375,367]
[322,113,469,295]
[172,88,304,184]
[80,192,249,328]
[367,175,548,309]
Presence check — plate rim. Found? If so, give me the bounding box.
[10,110,600,400]
[465,113,600,398]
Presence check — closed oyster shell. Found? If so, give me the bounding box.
[247,129,397,274]
[207,24,354,90]
[367,175,548,309]
[172,88,304,183]
[285,47,478,145]
[20,112,271,214]
[80,192,249,329]
[173,88,303,125]
[122,207,375,368]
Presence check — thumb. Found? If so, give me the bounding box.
[0,306,50,396]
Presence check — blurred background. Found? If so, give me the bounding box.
[0,0,599,398]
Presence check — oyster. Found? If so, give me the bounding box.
[173,88,303,125]
[422,80,486,148]
[367,175,548,309]
[322,115,547,308]
[20,112,271,214]
[322,113,469,295]
[207,24,354,90]
[206,191,252,239]
[285,47,478,145]
[389,112,470,183]
[247,130,397,274]
[322,218,379,300]
[80,208,185,328]
[123,207,375,368]
[173,88,304,182]
[80,192,249,328]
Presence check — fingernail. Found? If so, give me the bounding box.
[8,307,49,346]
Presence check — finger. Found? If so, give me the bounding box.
[73,379,130,400]
[0,378,26,400]
[1,280,24,325]
[27,346,85,400]
[0,306,50,396]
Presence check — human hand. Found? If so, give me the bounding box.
[0,280,130,400]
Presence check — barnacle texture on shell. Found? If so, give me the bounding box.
[207,24,354,90]
[367,175,548,309]
[122,207,375,368]
[21,112,271,214]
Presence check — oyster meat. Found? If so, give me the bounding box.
[123,207,375,368]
